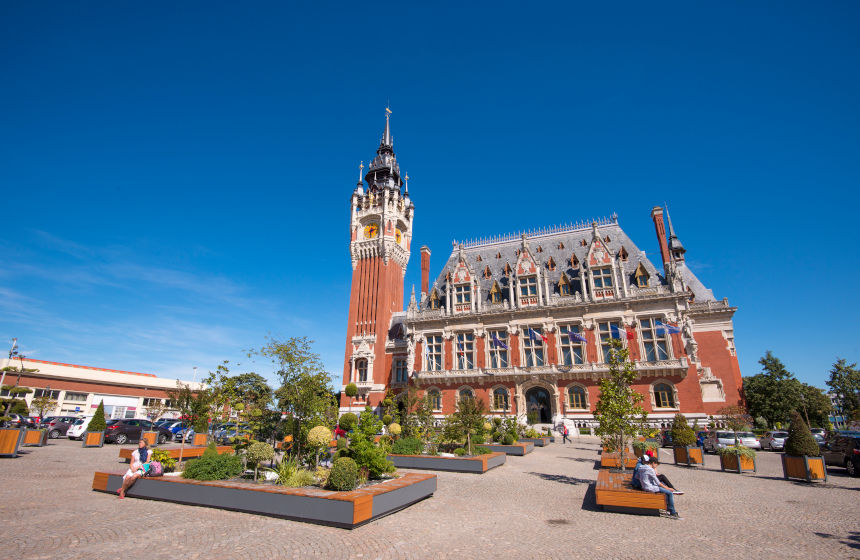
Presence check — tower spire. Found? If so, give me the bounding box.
[365,107,401,191]
[665,204,686,262]
[383,106,392,147]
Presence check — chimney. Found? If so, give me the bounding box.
[650,206,670,268]
[420,246,431,295]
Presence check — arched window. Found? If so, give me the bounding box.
[493,387,509,411]
[654,383,676,408]
[427,389,442,411]
[355,359,368,383]
[568,386,588,409]
[458,387,474,401]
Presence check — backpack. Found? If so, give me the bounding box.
[147,461,164,477]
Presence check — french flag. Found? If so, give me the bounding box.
[610,324,635,340]
[528,328,547,344]
[655,321,681,335]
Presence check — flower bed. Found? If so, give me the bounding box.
[387,452,506,473]
[91,471,436,528]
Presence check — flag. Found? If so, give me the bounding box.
[528,328,547,344]
[568,331,587,343]
[610,324,635,340]
[492,334,509,350]
[655,321,681,335]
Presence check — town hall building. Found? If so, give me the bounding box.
[340,112,743,429]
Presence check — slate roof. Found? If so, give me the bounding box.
[423,219,714,306]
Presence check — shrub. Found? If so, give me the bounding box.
[472,434,485,445]
[716,445,756,460]
[453,447,466,456]
[86,401,107,432]
[270,456,315,487]
[388,423,402,436]
[336,438,348,450]
[784,411,821,457]
[382,414,392,425]
[391,437,423,455]
[183,453,243,481]
[525,428,540,438]
[329,457,359,491]
[151,448,177,472]
[632,440,659,453]
[483,422,493,432]
[502,433,514,445]
[315,466,330,487]
[247,441,275,465]
[670,414,696,447]
[492,431,502,442]
[345,383,358,398]
[473,446,491,455]
[339,413,358,432]
[493,417,502,427]
[307,425,332,448]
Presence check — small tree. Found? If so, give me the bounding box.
[167,382,211,464]
[593,338,648,472]
[449,396,487,455]
[670,414,696,447]
[144,399,171,424]
[30,395,57,420]
[246,441,275,482]
[784,410,821,457]
[87,401,107,433]
[345,383,358,413]
[717,405,752,446]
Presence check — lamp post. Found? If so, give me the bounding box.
[0,338,18,395]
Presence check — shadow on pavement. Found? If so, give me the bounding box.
[814,531,860,550]
[580,482,601,512]
[526,471,593,486]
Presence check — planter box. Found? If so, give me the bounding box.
[602,445,632,454]
[192,433,209,446]
[483,442,534,456]
[673,446,703,467]
[141,431,158,446]
[23,429,49,447]
[600,452,638,469]
[633,447,658,458]
[119,445,234,463]
[82,431,105,448]
[720,452,757,474]
[92,471,436,528]
[781,455,827,482]
[519,437,552,447]
[0,428,24,458]
[387,452,506,473]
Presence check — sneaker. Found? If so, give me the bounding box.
[668,513,683,520]
[672,491,684,495]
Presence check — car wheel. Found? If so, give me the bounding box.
[847,459,857,477]
[115,433,128,445]
[158,434,167,444]
[49,429,61,439]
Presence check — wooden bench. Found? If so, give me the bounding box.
[594,469,667,515]
[119,445,234,463]
[599,452,638,469]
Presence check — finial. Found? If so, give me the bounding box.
[665,203,676,237]
[383,107,392,146]
[358,161,364,184]
[404,172,409,195]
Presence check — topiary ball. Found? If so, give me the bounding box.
[382,414,393,425]
[247,441,275,464]
[493,417,502,427]
[502,433,514,445]
[453,448,466,456]
[388,423,402,436]
[339,413,358,432]
[328,457,359,491]
[307,425,333,448]
[483,422,493,432]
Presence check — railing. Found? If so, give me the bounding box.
[414,358,688,379]
[455,214,619,249]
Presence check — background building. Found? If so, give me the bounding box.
[342,115,743,428]
[0,357,204,419]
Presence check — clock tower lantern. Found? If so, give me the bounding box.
[341,110,414,407]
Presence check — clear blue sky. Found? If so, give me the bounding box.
[1,2,857,390]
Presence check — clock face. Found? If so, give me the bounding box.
[364,223,379,239]
[395,228,402,243]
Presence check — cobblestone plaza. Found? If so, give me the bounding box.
[1,438,858,559]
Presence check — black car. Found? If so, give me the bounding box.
[822,435,860,477]
[104,419,172,445]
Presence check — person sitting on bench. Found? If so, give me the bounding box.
[638,456,682,520]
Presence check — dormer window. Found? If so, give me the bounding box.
[634,263,650,288]
[592,267,613,288]
[571,255,579,267]
[618,246,628,261]
[454,284,471,305]
[503,263,512,276]
[547,257,556,271]
[559,273,571,296]
[483,266,492,279]
[489,281,503,304]
[429,289,440,309]
[519,276,537,297]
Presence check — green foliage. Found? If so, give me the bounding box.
[339,413,358,432]
[670,414,696,447]
[86,401,107,432]
[29,395,56,418]
[447,397,488,455]
[827,358,860,423]
[524,428,540,439]
[166,382,211,452]
[754,416,768,430]
[307,425,332,448]
[247,441,275,464]
[502,433,514,445]
[202,441,218,458]
[632,440,659,452]
[314,466,330,487]
[580,427,592,435]
[268,456,315,487]
[453,447,466,456]
[345,383,358,398]
[526,411,538,425]
[718,405,752,445]
[388,422,402,436]
[341,407,394,478]
[183,452,243,481]
[328,457,359,491]
[493,417,502,427]
[491,431,502,442]
[391,437,423,455]
[336,437,348,450]
[473,446,491,455]
[151,448,177,472]
[784,411,821,457]
[382,414,392,425]
[593,339,648,471]
[716,445,757,459]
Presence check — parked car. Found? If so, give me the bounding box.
[23,416,40,429]
[734,431,761,450]
[761,431,789,451]
[42,415,79,438]
[660,429,673,447]
[822,435,860,477]
[703,431,737,453]
[104,419,173,445]
[66,416,95,440]
[216,423,250,444]
[810,428,826,438]
[174,427,195,443]
[2,413,31,428]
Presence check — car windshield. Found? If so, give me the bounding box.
[737,432,755,438]
[72,418,86,425]
[772,432,788,438]
[716,432,734,439]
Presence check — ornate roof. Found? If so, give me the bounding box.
[364,109,402,192]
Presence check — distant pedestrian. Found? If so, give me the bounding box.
[562,424,570,444]
[118,439,151,499]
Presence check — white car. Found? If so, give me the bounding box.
[734,431,762,450]
[66,416,94,440]
[761,431,789,451]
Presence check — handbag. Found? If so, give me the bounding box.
[147,461,164,477]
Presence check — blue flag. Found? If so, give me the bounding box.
[492,334,509,350]
[568,331,587,343]
[655,321,681,335]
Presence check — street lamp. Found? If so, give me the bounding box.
[0,338,18,393]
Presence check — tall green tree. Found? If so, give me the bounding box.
[826,358,860,423]
[449,396,488,455]
[594,338,649,472]
[167,382,211,463]
[796,382,832,428]
[256,336,337,461]
[742,351,802,427]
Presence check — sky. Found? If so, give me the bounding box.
[1,1,858,390]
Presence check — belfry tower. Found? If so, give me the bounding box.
[341,109,414,407]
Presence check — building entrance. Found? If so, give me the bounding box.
[525,387,552,424]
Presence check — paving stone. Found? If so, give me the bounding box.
[0,438,858,559]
